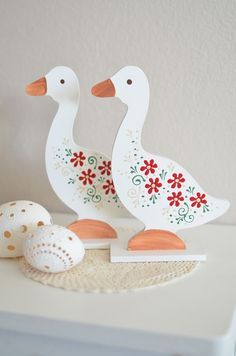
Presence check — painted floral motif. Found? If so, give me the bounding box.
[140,159,157,175]
[53,141,121,209]
[70,151,86,167]
[124,129,212,226]
[167,173,185,189]
[103,179,116,195]
[145,178,162,194]
[190,192,207,208]
[98,161,111,176]
[79,169,96,185]
[167,191,184,207]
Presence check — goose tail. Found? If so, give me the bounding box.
[213,198,230,220]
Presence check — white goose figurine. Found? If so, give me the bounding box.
[92,66,230,250]
[26,66,128,239]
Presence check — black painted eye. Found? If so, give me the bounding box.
[60,79,65,84]
[127,79,132,85]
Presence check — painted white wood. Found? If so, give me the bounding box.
[92,66,230,241]
[111,245,206,262]
[0,214,235,356]
[0,327,160,356]
[109,217,206,262]
[27,67,131,248]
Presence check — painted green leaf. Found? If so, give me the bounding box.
[65,148,72,157]
[130,166,138,174]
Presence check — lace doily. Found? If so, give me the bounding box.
[19,249,199,293]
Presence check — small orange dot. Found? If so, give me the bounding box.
[37,221,44,226]
[4,231,11,238]
[7,245,15,251]
[68,237,73,241]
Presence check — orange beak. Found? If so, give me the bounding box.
[26,77,47,96]
[91,79,115,97]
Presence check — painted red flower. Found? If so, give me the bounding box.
[70,151,86,167]
[167,173,185,189]
[190,192,207,208]
[79,169,96,185]
[98,161,111,176]
[145,177,162,194]
[167,191,184,207]
[140,159,158,176]
[102,179,116,195]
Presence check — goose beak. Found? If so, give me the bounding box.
[26,77,47,96]
[91,79,115,97]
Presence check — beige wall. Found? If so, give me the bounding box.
[0,0,235,224]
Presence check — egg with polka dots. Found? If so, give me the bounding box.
[0,201,52,258]
[23,225,85,273]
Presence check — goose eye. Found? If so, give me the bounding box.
[127,79,132,85]
[60,79,65,84]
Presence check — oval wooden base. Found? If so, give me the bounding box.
[68,219,117,239]
[128,229,186,251]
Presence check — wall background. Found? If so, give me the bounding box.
[0,0,235,224]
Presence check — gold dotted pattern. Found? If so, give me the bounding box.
[37,221,45,227]
[21,225,28,233]
[28,243,74,268]
[4,231,11,238]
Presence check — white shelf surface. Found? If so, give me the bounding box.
[0,213,236,356]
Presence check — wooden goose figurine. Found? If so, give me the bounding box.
[26,66,128,239]
[92,66,230,250]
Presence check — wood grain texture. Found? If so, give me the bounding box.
[68,219,117,239]
[128,229,186,250]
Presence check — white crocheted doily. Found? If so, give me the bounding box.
[19,249,199,293]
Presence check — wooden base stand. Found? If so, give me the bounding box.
[68,219,117,239]
[128,229,186,251]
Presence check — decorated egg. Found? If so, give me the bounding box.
[0,200,52,258]
[23,225,85,273]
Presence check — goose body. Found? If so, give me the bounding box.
[92,66,230,249]
[26,67,127,239]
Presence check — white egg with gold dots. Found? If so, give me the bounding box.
[0,200,52,258]
[23,225,85,273]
